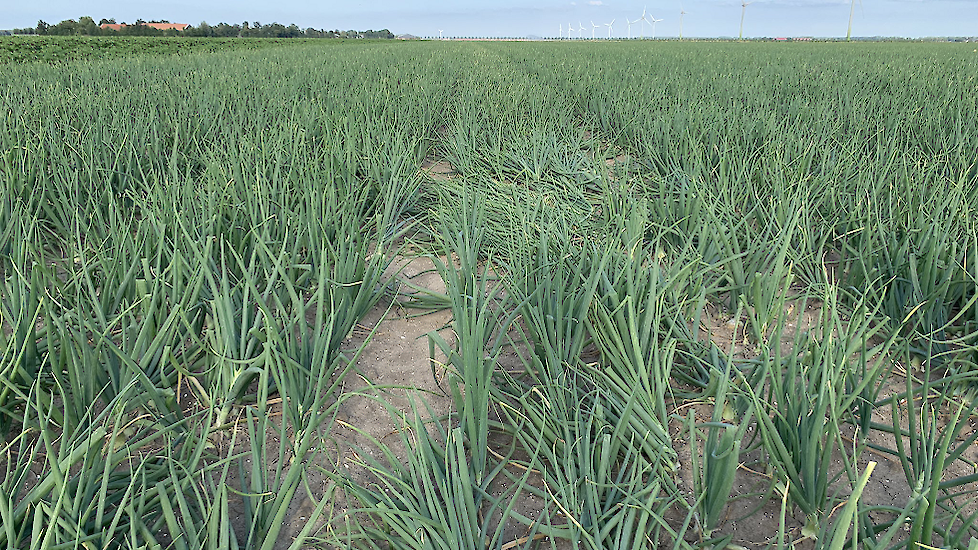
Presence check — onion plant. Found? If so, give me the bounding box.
[0,242,47,434]
[326,394,541,550]
[587,207,707,470]
[426,182,520,484]
[687,355,754,538]
[742,284,901,533]
[861,339,978,550]
[494,211,688,548]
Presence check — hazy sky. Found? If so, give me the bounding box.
[5,0,977,38]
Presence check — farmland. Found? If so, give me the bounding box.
[0,35,326,64]
[1,39,977,548]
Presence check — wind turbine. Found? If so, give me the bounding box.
[739,0,752,40]
[846,0,863,41]
[569,22,575,38]
[679,7,688,40]
[605,19,615,38]
[627,17,641,38]
[578,21,584,38]
[640,6,648,38]
[649,16,663,39]
[438,29,443,39]
[590,20,600,39]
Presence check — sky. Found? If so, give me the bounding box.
[5,0,978,38]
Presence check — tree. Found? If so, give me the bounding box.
[242,21,261,37]
[47,19,80,35]
[36,20,49,34]
[214,23,240,37]
[265,22,287,37]
[193,21,213,37]
[78,16,98,35]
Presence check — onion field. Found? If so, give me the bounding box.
[1,40,978,549]
[0,35,309,64]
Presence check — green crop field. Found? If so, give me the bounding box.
[1,39,977,548]
[0,35,329,64]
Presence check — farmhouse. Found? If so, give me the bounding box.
[100,22,189,31]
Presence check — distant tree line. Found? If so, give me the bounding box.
[187,22,393,39]
[26,17,394,39]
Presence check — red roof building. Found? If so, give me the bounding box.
[146,23,189,31]
[100,22,189,31]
